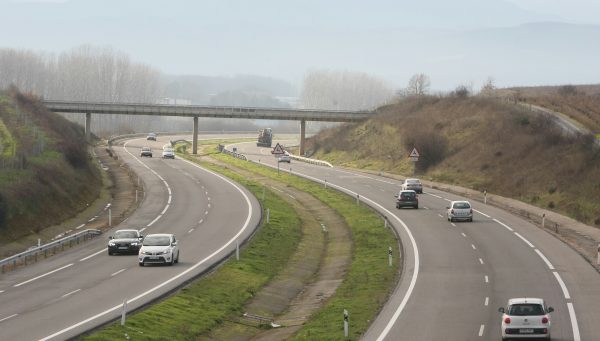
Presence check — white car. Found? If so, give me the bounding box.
[162,148,175,159]
[278,154,291,163]
[499,298,554,340]
[138,234,179,266]
[447,200,473,222]
[401,178,423,193]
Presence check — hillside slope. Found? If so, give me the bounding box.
[0,89,101,243]
[308,96,600,227]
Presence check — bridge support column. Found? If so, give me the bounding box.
[192,116,198,155]
[85,112,91,143]
[299,119,306,156]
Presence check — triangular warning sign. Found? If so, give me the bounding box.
[409,148,420,158]
[272,143,285,155]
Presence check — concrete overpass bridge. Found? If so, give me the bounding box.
[43,100,374,155]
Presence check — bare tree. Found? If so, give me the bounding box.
[300,69,393,110]
[405,73,431,96]
[479,77,496,97]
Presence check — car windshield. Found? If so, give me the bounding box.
[400,192,415,199]
[453,202,471,209]
[114,231,138,239]
[508,304,545,316]
[143,236,171,246]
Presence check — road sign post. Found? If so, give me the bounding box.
[409,147,420,175]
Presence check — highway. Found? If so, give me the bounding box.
[0,135,261,340]
[231,139,600,341]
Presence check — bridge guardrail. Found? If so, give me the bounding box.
[0,229,102,273]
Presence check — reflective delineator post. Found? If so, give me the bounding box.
[121,299,127,326]
[388,246,393,267]
[135,189,138,203]
[542,213,546,228]
[266,208,270,224]
[384,216,388,228]
[597,244,600,265]
[236,240,240,261]
[109,209,112,227]
[484,190,487,204]
[356,194,359,205]
[343,309,349,338]
[324,179,328,189]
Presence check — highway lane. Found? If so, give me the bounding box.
[232,139,600,340]
[0,135,261,340]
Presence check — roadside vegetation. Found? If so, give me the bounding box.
[307,94,600,227]
[0,89,101,247]
[85,142,398,340]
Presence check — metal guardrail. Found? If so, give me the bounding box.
[285,152,333,168]
[218,144,248,161]
[0,229,102,273]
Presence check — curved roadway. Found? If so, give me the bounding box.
[232,139,600,341]
[0,135,261,340]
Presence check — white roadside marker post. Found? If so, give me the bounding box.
[121,300,127,326]
[542,213,546,228]
[597,244,600,265]
[109,209,112,227]
[324,179,328,189]
[266,208,270,224]
[356,194,360,205]
[484,190,487,204]
[343,309,349,338]
[236,240,240,261]
[388,246,393,267]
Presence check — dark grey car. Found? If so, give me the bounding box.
[108,229,144,255]
[395,190,419,209]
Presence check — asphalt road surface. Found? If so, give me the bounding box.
[231,139,600,341]
[0,135,261,340]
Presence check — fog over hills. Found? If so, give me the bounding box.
[1,0,598,90]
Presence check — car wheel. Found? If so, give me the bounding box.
[175,252,179,264]
[138,262,144,267]
[469,218,473,222]
[450,217,454,222]
[108,250,113,256]
[414,205,418,209]
[169,256,175,266]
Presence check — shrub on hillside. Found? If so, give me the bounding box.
[403,130,448,171]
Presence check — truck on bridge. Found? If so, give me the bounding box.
[257,128,273,147]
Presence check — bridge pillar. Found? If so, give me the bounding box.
[300,119,306,156]
[85,112,91,143]
[192,116,198,154]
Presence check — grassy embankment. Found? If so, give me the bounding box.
[308,95,600,227]
[0,91,101,247]
[85,143,398,340]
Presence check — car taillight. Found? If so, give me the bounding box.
[504,317,511,324]
[542,316,549,324]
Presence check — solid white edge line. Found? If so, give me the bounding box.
[552,272,571,299]
[14,263,74,287]
[39,153,255,341]
[110,269,126,277]
[147,215,162,227]
[534,249,555,270]
[567,302,581,341]
[514,232,535,248]
[241,157,419,341]
[493,218,514,231]
[79,248,107,262]
[473,209,490,218]
[478,324,485,337]
[0,314,18,323]
[61,289,81,298]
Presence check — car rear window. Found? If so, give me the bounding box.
[453,202,471,209]
[407,179,420,184]
[508,304,545,316]
[400,192,416,199]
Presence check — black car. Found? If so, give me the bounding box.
[395,190,419,209]
[108,229,144,255]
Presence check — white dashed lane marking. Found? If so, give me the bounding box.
[14,263,74,287]
[111,269,126,277]
[0,314,18,323]
[478,324,485,337]
[61,289,81,298]
[485,275,489,283]
[479,258,484,265]
[80,249,107,262]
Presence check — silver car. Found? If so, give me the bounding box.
[447,200,473,222]
[401,178,423,193]
[138,234,179,266]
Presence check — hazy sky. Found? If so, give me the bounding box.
[2,0,599,91]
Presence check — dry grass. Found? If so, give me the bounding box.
[309,95,600,227]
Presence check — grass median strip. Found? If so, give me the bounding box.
[208,151,399,340]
